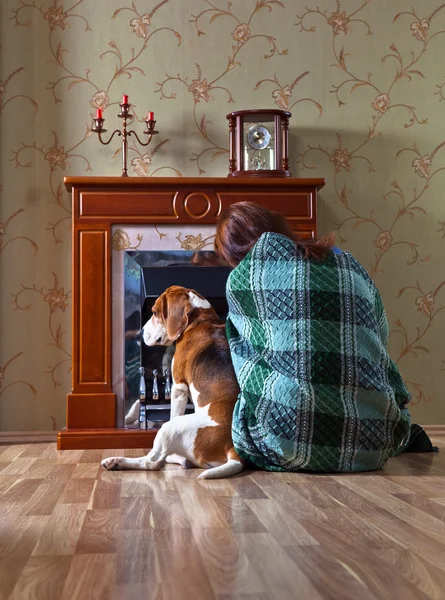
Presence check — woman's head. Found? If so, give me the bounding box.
[214,201,334,267]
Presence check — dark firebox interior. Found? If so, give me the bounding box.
[124,250,231,428]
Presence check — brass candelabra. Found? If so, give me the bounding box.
[91,96,158,177]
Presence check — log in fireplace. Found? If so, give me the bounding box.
[60,176,324,450]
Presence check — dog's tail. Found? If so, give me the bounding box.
[198,448,244,480]
[198,459,244,479]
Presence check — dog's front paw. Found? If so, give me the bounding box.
[101,456,125,470]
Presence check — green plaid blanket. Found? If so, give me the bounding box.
[226,232,411,472]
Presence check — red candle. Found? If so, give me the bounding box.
[122,94,129,104]
[148,111,154,121]
[95,108,103,119]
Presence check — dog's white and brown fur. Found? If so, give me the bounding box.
[101,286,243,479]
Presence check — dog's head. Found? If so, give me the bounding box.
[142,286,212,347]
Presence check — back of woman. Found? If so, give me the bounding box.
[225,230,411,472]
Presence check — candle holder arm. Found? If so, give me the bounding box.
[127,129,158,147]
[96,129,122,146]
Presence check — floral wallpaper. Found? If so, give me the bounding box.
[1,0,444,431]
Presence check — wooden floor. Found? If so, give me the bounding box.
[1,441,445,600]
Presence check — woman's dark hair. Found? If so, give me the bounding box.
[214,201,335,267]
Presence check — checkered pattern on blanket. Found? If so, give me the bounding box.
[226,232,411,472]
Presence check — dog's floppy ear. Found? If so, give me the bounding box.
[164,291,193,341]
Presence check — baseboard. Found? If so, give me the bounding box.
[57,428,157,450]
[0,430,58,444]
[423,425,445,437]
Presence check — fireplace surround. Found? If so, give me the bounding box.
[60,176,324,449]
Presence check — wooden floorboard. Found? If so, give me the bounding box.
[0,442,444,599]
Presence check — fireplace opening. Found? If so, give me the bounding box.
[123,250,231,429]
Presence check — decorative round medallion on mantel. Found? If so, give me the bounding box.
[183,192,211,219]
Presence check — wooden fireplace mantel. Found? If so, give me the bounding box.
[59,176,325,449]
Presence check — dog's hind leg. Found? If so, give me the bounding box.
[165,454,195,468]
[100,455,158,471]
[101,415,199,472]
[101,421,173,471]
[101,452,167,472]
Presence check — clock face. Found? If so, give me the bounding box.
[246,125,272,150]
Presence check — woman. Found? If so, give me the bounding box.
[214,201,416,473]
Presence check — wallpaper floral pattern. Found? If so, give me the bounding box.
[0,0,444,430]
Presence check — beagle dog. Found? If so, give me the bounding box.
[101,286,244,479]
